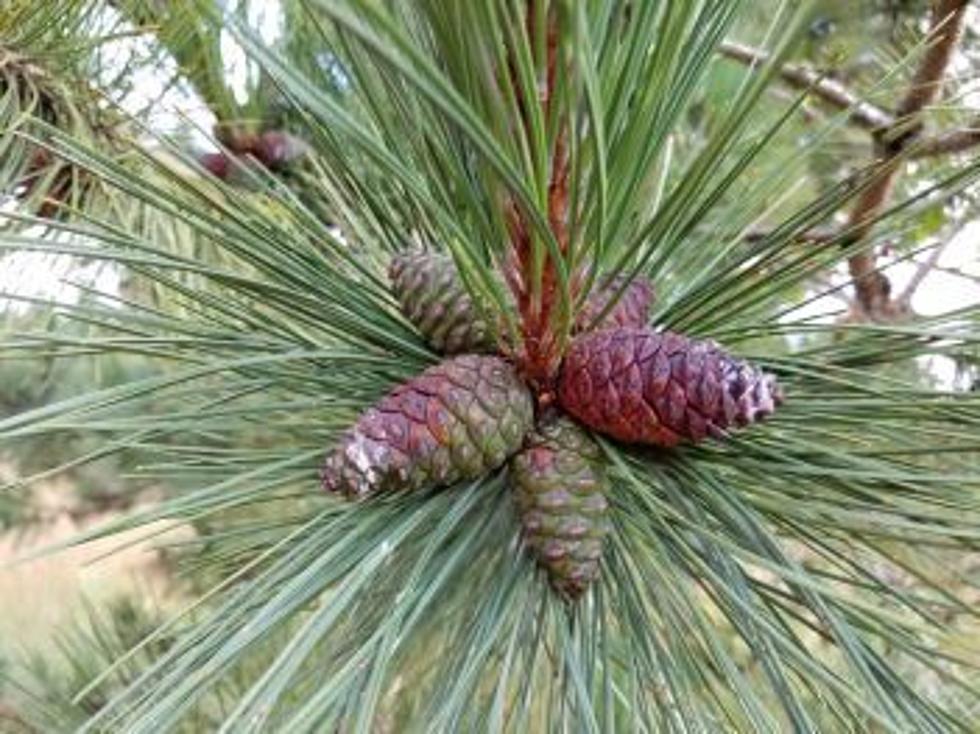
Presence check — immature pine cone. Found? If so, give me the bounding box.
[574,275,654,332]
[558,327,781,447]
[322,355,534,498]
[389,252,496,354]
[389,252,655,355]
[511,416,610,599]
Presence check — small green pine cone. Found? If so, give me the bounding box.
[321,355,534,499]
[511,416,610,599]
[389,252,495,354]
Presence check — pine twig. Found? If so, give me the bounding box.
[912,118,980,157]
[927,263,980,287]
[742,226,838,244]
[504,6,569,391]
[718,40,894,131]
[897,238,953,307]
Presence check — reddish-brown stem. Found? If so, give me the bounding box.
[504,6,570,392]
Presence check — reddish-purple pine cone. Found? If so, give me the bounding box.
[255,131,310,170]
[558,327,782,447]
[511,416,610,600]
[199,152,231,179]
[574,275,654,332]
[321,355,534,499]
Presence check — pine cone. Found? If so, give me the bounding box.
[388,252,496,354]
[558,327,782,446]
[511,416,609,599]
[575,275,654,332]
[255,131,310,170]
[389,253,656,354]
[322,355,534,499]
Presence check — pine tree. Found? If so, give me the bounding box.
[2,1,980,731]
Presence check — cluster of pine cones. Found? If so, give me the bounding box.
[321,253,782,599]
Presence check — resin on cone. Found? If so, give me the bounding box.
[511,416,610,599]
[574,275,654,332]
[321,355,534,498]
[389,252,496,354]
[558,327,781,446]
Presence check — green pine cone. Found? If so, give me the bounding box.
[511,415,610,599]
[389,252,495,354]
[321,355,534,499]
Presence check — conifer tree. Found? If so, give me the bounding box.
[2,1,980,731]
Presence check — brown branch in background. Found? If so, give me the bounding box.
[844,0,968,319]
[742,226,838,245]
[721,37,980,161]
[912,118,980,158]
[718,40,895,131]
[894,2,967,121]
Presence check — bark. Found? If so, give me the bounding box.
[844,0,968,319]
[912,119,980,158]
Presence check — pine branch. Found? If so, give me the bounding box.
[742,226,838,245]
[717,40,895,131]
[720,38,980,161]
[6,4,980,730]
[912,117,980,157]
[0,19,127,221]
[845,0,968,319]
[897,239,952,307]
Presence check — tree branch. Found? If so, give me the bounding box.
[897,238,952,306]
[742,226,838,245]
[718,40,895,131]
[843,0,968,319]
[927,263,980,286]
[720,37,980,162]
[912,118,980,158]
